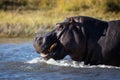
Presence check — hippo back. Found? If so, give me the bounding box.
[98,20,120,66]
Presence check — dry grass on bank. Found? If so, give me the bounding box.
[0,0,120,37]
[0,10,120,38]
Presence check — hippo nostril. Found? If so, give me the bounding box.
[39,37,43,40]
[35,37,44,43]
[34,37,38,41]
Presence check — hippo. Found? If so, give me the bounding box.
[33,16,120,66]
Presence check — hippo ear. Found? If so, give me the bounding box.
[68,17,75,24]
[56,23,61,27]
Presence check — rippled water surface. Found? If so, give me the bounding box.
[0,38,120,80]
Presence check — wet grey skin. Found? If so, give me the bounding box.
[34,16,120,66]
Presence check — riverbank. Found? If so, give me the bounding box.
[0,0,120,37]
[0,10,120,38]
[0,37,33,44]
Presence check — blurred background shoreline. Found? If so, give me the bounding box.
[0,0,120,38]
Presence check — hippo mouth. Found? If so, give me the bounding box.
[40,43,58,58]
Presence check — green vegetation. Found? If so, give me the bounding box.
[0,0,120,37]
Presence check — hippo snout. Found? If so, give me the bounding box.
[33,36,44,53]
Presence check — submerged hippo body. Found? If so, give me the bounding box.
[34,16,120,66]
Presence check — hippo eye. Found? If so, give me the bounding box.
[57,25,63,31]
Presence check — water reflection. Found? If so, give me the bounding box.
[0,38,33,44]
[0,38,120,80]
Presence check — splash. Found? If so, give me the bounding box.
[26,57,120,69]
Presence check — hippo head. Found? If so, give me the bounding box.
[33,29,67,60]
[33,18,86,61]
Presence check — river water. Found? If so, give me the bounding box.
[0,38,120,80]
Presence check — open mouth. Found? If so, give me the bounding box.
[41,43,57,58]
[40,53,48,58]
